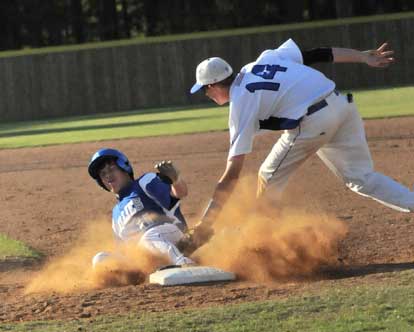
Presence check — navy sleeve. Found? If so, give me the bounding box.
[301,48,333,65]
[157,173,181,209]
[140,173,172,210]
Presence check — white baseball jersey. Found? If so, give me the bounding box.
[228,39,336,159]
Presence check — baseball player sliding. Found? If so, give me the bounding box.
[188,39,414,246]
[88,148,194,268]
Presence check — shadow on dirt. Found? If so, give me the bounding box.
[320,262,414,280]
[0,257,42,272]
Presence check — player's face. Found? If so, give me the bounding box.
[204,84,229,105]
[98,160,131,194]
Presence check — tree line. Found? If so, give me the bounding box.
[1,0,413,51]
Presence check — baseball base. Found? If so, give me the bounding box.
[149,266,236,286]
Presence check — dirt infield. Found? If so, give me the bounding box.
[1,117,414,323]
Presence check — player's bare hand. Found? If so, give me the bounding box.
[363,42,395,68]
[154,160,180,183]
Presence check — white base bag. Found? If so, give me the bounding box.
[149,266,236,286]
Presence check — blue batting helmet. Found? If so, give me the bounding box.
[88,148,134,190]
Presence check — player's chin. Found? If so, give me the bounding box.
[216,99,227,106]
[112,185,123,194]
[106,182,119,194]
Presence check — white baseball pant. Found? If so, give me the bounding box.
[258,91,414,212]
[92,223,193,268]
[139,223,194,265]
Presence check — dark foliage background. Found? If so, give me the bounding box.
[1,0,413,51]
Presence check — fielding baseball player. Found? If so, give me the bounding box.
[88,148,194,268]
[189,39,414,244]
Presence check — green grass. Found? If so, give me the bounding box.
[0,233,41,259]
[2,269,414,331]
[0,12,413,58]
[0,86,413,149]
[0,105,228,149]
[352,86,414,119]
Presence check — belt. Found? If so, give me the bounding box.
[136,216,187,233]
[306,90,353,116]
[131,213,173,233]
[258,91,353,131]
[140,220,170,233]
[307,99,328,116]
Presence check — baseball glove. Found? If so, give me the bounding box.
[154,160,179,183]
[177,221,214,255]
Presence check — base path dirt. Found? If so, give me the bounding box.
[1,117,414,323]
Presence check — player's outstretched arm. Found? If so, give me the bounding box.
[184,154,245,251]
[332,42,395,68]
[206,154,245,220]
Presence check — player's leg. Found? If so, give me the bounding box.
[139,223,194,265]
[258,91,353,200]
[258,107,339,199]
[317,94,414,212]
[258,131,313,199]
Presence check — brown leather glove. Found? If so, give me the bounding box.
[176,232,198,255]
[177,199,220,254]
[154,160,179,183]
[177,222,214,255]
[191,220,214,247]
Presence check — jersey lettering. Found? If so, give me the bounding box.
[246,64,287,93]
[251,64,287,79]
[116,198,144,228]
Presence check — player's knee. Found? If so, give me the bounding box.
[92,251,112,269]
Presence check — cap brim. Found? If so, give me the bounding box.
[190,83,203,94]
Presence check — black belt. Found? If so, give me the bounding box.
[258,91,353,131]
[307,99,328,116]
[306,91,353,116]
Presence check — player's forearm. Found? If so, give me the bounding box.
[201,155,244,222]
[332,43,394,68]
[212,177,237,203]
[171,178,188,198]
[200,179,236,224]
[212,155,244,203]
[332,48,366,64]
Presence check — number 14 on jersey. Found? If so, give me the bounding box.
[246,64,287,93]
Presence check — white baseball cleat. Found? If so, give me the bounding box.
[92,251,113,269]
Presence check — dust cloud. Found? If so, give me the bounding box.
[25,219,167,294]
[193,176,348,282]
[26,176,348,293]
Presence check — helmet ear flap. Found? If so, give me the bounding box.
[116,157,134,178]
